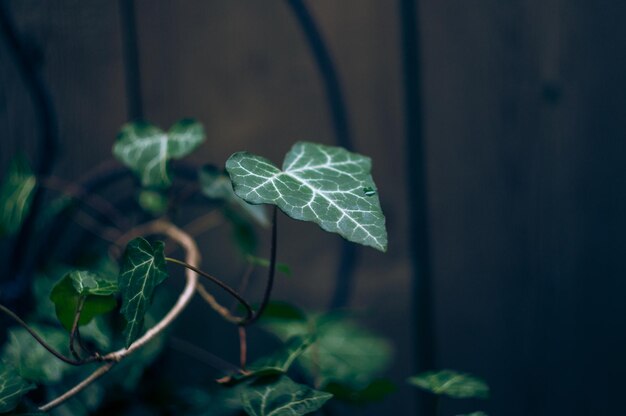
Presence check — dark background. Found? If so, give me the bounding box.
[1,1,626,415]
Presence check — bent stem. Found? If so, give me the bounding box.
[39,220,199,412]
[165,257,253,323]
[0,303,95,366]
[69,296,87,361]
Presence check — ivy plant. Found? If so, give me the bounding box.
[0,118,487,415]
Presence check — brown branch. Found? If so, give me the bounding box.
[238,326,247,370]
[69,296,87,361]
[38,220,199,411]
[0,303,95,366]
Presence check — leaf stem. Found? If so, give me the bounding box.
[0,303,95,366]
[238,326,247,370]
[165,257,253,323]
[69,296,87,361]
[244,206,278,325]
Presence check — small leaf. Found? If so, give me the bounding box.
[113,119,205,188]
[138,190,169,215]
[200,165,268,227]
[241,375,332,416]
[232,336,312,382]
[226,142,387,251]
[246,255,291,277]
[50,271,118,331]
[118,237,168,347]
[407,370,490,399]
[0,155,36,237]
[260,302,307,322]
[0,361,36,413]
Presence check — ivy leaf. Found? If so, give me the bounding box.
[231,336,312,382]
[0,361,36,413]
[49,271,118,331]
[226,142,387,251]
[262,313,392,390]
[323,379,396,405]
[241,375,332,416]
[0,155,36,237]
[200,165,268,227]
[113,119,205,188]
[1,325,73,383]
[118,237,168,347]
[407,370,490,399]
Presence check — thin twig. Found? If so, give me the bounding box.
[69,296,87,361]
[39,362,115,412]
[39,220,199,411]
[166,257,253,324]
[244,206,278,325]
[238,326,247,370]
[0,304,94,366]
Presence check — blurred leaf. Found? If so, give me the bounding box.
[231,336,312,382]
[323,378,396,405]
[226,142,387,251]
[113,119,204,188]
[49,271,117,331]
[0,361,36,413]
[1,325,73,383]
[260,302,307,322]
[200,165,268,227]
[246,255,291,277]
[241,375,332,416]
[263,312,392,390]
[179,383,250,416]
[138,190,169,216]
[118,237,168,347]
[407,370,489,399]
[0,155,36,237]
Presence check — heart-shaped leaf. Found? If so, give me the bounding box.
[241,375,332,416]
[226,142,387,251]
[113,119,205,188]
[0,155,36,237]
[407,370,490,399]
[118,237,168,347]
[50,270,118,331]
[0,361,36,412]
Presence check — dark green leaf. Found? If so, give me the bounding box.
[0,361,36,413]
[224,208,258,256]
[226,142,387,251]
[0,155,36,237]
[259,302,307,322]
[49,271,117,331]
[118,237,168,347]
[241,375,332,416]
[1,325,73,383]
[113,119,205,188]
[200,165,268,226]
[323,378,396,405]
[407,370,490,399]
[263,314,392,390]
[231,336,312,382]
[138,190,169,215]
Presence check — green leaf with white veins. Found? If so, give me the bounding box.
[118,237,168,347]
[113,119,205,188]
[241,375,332,416]
[226,142,387,251]
[0,361,36,413]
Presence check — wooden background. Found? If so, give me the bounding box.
[2,1,626,415]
